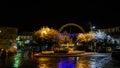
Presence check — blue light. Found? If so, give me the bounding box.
[58,57,75,68]
[71,34,75,38]
[58,33,76,38]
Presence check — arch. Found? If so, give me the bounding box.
[59,23,85,33]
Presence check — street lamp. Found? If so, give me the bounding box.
[89,22,97,52]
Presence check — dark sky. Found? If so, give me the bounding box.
[0,0,120,33]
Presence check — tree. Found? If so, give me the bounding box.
[58,34,73,44]
[77,32,95,43]
[76,30,115,52]
[33,26,59,50]
[76,33,94,51]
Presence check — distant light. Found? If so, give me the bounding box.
[24,40,30,44]
[0,30,1,33]
[92,26,96,29]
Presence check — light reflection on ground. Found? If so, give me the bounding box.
[0,52,114,68]
[13,53,21,68]
[58,57,76,68]
[76,57,90,68]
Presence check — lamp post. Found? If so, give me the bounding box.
[89,22,93,52]
[89,22,97,53]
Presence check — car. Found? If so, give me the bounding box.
[111,47,120,60]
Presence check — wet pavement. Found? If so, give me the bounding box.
[0,51,118,68]
[103,59,120,68]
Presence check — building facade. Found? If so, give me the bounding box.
[0,27,18,49]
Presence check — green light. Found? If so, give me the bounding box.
[13,53,21,68]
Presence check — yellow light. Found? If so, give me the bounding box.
[42,31,47,35]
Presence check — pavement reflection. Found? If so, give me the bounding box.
[0,52,114,68]
[76,57,90,68]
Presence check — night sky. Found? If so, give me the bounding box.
[0,0,120,33]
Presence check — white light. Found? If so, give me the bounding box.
[24,40,30,44]
[13,45,17,49]
[92,26,95,29]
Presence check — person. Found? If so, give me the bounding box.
[0,48,7,67]
[0,49,7,59]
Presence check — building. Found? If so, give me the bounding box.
[0,27,18,49]
[16,32,33,48]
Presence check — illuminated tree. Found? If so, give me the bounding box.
[77,30,116,52]
[58,35,73,44]
[77,32,95,43]
[33,26,59,50]
[76,33,90,50]
[95,30,115,44]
